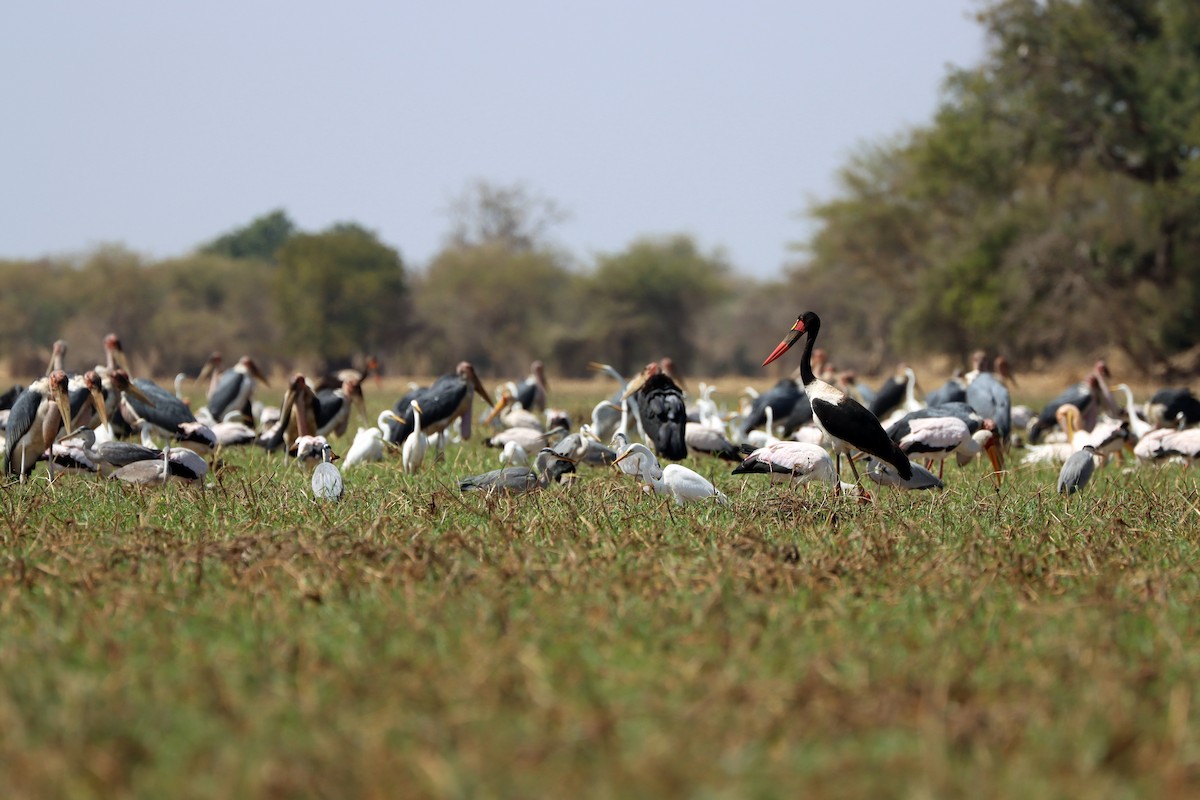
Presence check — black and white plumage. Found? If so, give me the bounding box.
[623,363,688,461]
[385,362,493,444]
[762,312,912,482]
[1058,445,1098,495]
[311,443,344,501]
[731,441,837,489]
[201,355,269,423]
[4,370,74,477]
[459,447,576,494]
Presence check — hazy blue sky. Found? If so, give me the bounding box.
[2,2,984,278]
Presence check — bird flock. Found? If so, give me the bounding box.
[3,315,1199,506]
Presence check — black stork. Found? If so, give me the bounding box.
[4,370,74,478]
[762,312,912,483]
[385,362,493,445]
[622,362,688,461]
[199,355,269,423]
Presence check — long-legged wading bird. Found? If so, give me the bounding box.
[200,355,269,422]
[1058,445,1098,495]
[312,442,344,501]
[762,312,912,484]
[402,400,428,474]
[385,362,493,445]
[613,449,730,507]
[4,370,74,478]
[622,362,688,461]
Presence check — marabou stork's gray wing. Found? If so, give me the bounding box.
[967,374,1011,440]
[1031,383,1091,442]
[312,390,347,432]
[413,375,469,429]
[868,375,906,418]
[128,378,197,429]
[780,391,813,435]
[739,379,801,435]
[925,379,968,407]
[206,369,246,420]
[385,387,422,443]
[4,387,41,470]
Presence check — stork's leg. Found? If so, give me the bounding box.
[846,454,864,486]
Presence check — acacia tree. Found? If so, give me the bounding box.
[583,235,730,375]
[274,224,407,366]
[796,0,1200,372]
[199,209,296,262]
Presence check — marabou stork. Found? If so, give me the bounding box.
[257,374,317,452]
[1027,361,1118,443]
[924,375,969,407]
[512,360,549,412]
[762,312,912,483]
[199,355,269,423]
[623,362,688,461]
[312,374,367,439]
[109,444,208,486]
[120,375,216,454]
[384,362,493,445]
[66,370,110,431]
[738,379,807,441]
[868,364,916,420]
[4,370,74,478]
[459,447,576,494]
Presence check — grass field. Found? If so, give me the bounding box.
[2,378,1199,798]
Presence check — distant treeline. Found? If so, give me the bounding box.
[4,1,1200,382]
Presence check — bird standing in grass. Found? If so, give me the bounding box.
[312,442,344,501]
[1057,445,1097,495]
[762,312,912,485]
[402,400,428,474]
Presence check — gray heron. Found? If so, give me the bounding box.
[1058,445,1098,495]
[311,442,344,501]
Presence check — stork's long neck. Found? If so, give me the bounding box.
[798,328,818,388]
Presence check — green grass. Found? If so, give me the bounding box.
[2,387,1199,798]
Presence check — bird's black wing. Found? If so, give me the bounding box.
[815,396,912,479]
[415,376,468,430]
[312,390,345,431]
[739,380,800,435]
[0,384,24,411]
[925,379,967,407]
